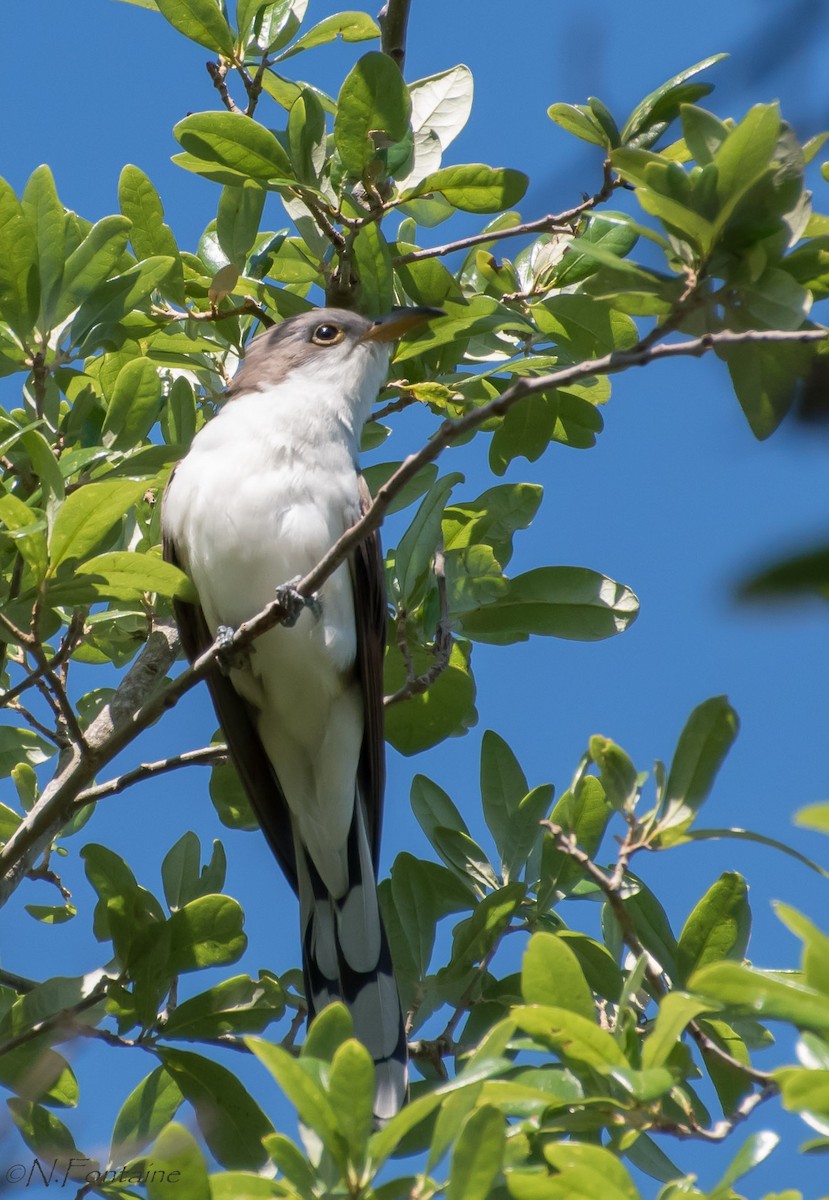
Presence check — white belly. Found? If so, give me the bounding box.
[163,390,367,893]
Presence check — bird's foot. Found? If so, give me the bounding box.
[275,576,322,627]
[215,625,250,673]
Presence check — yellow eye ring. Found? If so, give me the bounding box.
[311,323,345,346]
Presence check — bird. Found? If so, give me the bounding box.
[161,305,443,1122]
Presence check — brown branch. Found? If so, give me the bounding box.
[373,388,424,422]
[1,325,825,906]
[74,744,227,807]
[650,1083,777,1143]
[0,968,36,993]
[378,0,412,71]
[385,544,453,706]
[206,60,242,113]
[0,607,34,647]
[0,610,86,710]
[394,162,618,267]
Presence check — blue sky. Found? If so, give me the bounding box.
[2,0,829,1194]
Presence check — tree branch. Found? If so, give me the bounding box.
[378,0,412,71]
[393,162,618,267]
[206,60,242,113]
[73,744,227,807]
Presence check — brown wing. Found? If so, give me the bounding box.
[162,474,299,893]
[351,473,387,870]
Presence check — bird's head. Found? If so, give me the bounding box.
[227,306,445,406]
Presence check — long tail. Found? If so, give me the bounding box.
[296,800,407,1123]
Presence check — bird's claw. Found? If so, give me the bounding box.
[215,625,250,673]
[275,576,322,627]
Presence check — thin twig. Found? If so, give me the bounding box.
[0,968,36,992]
[393,163,618,266]
[74,744,228,807]
[206,60,242,113]
[650,1084,777,1142]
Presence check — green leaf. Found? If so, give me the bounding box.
[47,479,148,570]
[162,973,285,1039]
[110,1065,184,1161]
[547,102,609,147]
[441,883,525,981]
[512,1004,627,1068]
[543,1143,640,1200]
[661,696,739,829]
[209,750,259,831]
[385,637,478,754]
[641,992,713,1068]
[522,932,595,1020]
[443,483,542,569]
[353,221,394,314]
[0,176,38,337]
[276,10,379,60]
[710,1131,780,1197]
[690,961,829,1033]
[393,472,462,603]
[147,1122,211,1200]
[406,164,528,213]
[533,293,639,356]
[70,256,175,347]
[334,51,411,175]
[56,214,132,322]
[479,730,527,869]
[21,165,65,330]
[676,872,751,984]
[287,88,327,186]
[162,832,227,910]
[247,1037,347,1166]
[158,1048,273,1169]
[446,1104,505,1200]
[796,802,829,835]
[775,903,829,996]
[588,735,639,812]
[717,338,813,439]
[538,776,610,905]
[302,1001,353,1061]
[329,1039,374,1159]
[458,566,639,644]
[166,894,247,973]
[174,112,295,182]
[217,181,267,267]
[0,1043,78,1107]
[24,903,76,924]
[101,356,162,450]
[432,826,500,897]
[0,492,48,581]
[620,55,727,145]
[118,165,183,303]
[7,1098,81,1160]
[155,0,235,54]
[714,104,781,213]
[50,550,196,604]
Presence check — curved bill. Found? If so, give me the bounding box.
[360,306,446,343]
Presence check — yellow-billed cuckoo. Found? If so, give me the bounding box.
[162,306,442,1122]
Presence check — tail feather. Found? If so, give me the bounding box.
[297,800,407,1123]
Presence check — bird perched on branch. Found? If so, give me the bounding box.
[162,305,442,1122]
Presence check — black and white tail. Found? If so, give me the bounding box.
[296,800,407,1123]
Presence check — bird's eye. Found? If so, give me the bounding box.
[311,323,344,346]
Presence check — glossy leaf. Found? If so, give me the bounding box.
[102,357,162,449]
[158,1048,273,1169]
[446,1104,505,1200]
[247,1037,348,1166]
[174,112,294,182]
[690,961,829,1032]
[329,1039,374,1158]
[155,0,235,54]
[217,181,267,267]
[522,932,596,1020]
[393,472,462,604]
[162,973,285,1039]
[661,696,739,829]
[47,479,146,570]
[21,165,65,329]
[407,164,528,213]
[165,894,247,973]
[276,10,379,60]
[676,872,751,984]
[147,1122,211,1200]
[399,64,474,188]
[110,1066,184,1161]
[458,566,639,644]
[512,1004,627,1068]
[335,51,411,175]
